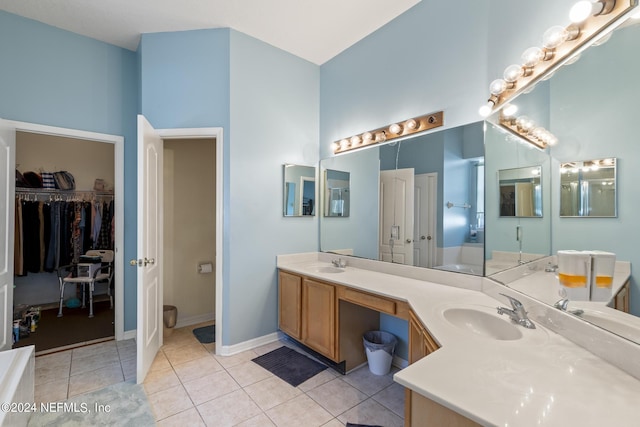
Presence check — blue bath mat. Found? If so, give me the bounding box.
[193,325,215,343]
[252,346,327,387]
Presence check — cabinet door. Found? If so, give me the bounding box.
[302,278,336,360]
[409,312,428,364]
[614,280,630,313]
[279,271,302,339]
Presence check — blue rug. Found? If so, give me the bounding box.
[252,346,327,387]
[193,325,215,343]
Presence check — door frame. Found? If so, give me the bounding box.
[6,120,125,339]
[156,127,223,354]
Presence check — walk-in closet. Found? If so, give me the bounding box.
[12,131,116,353]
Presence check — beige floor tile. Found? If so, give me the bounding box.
[252,340,287,356]
[121,356,137,381]
[297,369,339,393]
[164,342,209,366]
[197,389,262,426]
[157,407,205,427]
[70,347,120,376]
[71,340,117,359]
[265,394,333,427]
[143,367,182,395]
[147,384,194,421]
[214,349,259,370]
[243,376,302,411]
[227,360,273,387]
[35,360,72,386]
[150,351,172,372]
[306,377,369,417]
[68,361,124,397]
[337,398,403,427]
[173,355,223,383]
[182,370,240,406]
[342,365,396,396]
[372,382,405,417]
[34,378,69,404]
[321,419,345,427]
[236,413,276,427]
[36,350,72,370]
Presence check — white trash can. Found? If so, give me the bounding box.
[363,331,397,375]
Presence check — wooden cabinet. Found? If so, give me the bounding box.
[614,280,630,313]
[407,392,481,427]
[408,310,439,364]
[278,271,302,339]
[278,271,337,360]
[302,278,337,360]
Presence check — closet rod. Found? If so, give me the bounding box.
[15,188,114,200]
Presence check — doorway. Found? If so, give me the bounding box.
[163,138,216,329]
[7,120,124,354]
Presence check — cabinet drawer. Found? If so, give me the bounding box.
[340,288,396,315]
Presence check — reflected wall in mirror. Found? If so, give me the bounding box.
[283,164,316,217]
[324,169,350,217]
[320,122,485,275]
[560,158,617,217]
[498,166,542,218]
[485,14,640,343]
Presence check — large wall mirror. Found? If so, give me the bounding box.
[283,164,316,217]
[485,11,640,344]
[320,121,485,275]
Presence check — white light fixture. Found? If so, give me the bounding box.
[478,0,634,116]
[333,112,444,154]
[502,104,518,118]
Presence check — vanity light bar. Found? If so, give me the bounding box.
[499,112,558,150]
[479,0,638,117]
[333,111,444,154]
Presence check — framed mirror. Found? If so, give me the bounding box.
[560,158,617,217]
[283,164,316,217]
[498,166,542,217]
[324,169,350,217]
[320,121,485,275]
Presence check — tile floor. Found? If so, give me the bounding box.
[34,322,405,426]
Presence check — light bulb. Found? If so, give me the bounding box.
[389,123,403,134]
[332,141,341,152]
[503,64,524,83]
[489,79,508,96]
[375,131,386,142]
[522,47,544,67]
[405,118,419,130]
[502,104,518,118]
[569,1,604,23]
[362,132,373,142]
[340,139,350,150]
[546,134,559,146]
[542,26,569,49]
[479,102,494,117]
[350,135,361,146]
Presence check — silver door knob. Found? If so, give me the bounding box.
[130,258,155,266]
[427,235,432,240]
[420,236,426,240]
[406,239,412,243]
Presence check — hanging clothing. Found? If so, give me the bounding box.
[14,200,23,276]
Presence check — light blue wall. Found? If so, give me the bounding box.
[228,30,320,345]
[320,0,489,160]
[0,11,139,331]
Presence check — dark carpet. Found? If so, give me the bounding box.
[13,300,114,353]
[252,346,327,387]
[193,325,215,343]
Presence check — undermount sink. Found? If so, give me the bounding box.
[442,307,523,341]
[311,266,345,274]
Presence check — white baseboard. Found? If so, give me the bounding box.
[218,332,281,356]
[175,312,215,329]
[392,355,409,370]
[122,329,136,341]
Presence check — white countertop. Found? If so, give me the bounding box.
[277,253,640,427]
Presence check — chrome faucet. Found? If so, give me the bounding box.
[497,293,536,329]
[554,298,584,316]
[331,258,347,268]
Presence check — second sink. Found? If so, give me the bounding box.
[443,306,523,341]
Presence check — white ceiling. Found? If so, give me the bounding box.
[0,0,420,65]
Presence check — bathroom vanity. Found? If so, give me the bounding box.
[277,252,640,427]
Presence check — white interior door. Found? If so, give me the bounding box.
[136,115,163,383]
[0,120,15,351]
[414,173,437,268]
[379,168,414,265]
